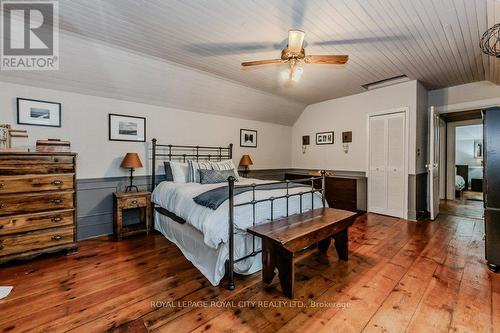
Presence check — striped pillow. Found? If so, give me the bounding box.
[187,160,213,183]
[211,160,239,180]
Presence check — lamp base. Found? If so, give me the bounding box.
[125,168,139,192]
[242,166,250,178]
[125,185,139,192]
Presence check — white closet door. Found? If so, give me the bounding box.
[368,116,388,215]
[368,112,406,218]
[385,113,406,218]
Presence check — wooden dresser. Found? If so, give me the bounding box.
[285,172,366,213]
[0,152,77,264]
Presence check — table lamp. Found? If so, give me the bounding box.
[239,154,253,178]
[120,153,143,192]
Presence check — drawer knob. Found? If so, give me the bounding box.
[0,183,4,189]
[0,224,3,229]
[52,180,63,186]
[0,242,3,250]
[51,235,63,241]
[51,216,62,223]
[51,199,63,204]
[0,203,3,209]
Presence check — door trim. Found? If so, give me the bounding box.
[366,107,410,220]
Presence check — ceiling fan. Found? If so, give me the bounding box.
[241,30,348,81]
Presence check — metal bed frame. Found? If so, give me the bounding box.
[151,138,326,290]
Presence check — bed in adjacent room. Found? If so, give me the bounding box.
[150,139,325,288]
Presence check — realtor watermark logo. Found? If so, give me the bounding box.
[1,0,59,70]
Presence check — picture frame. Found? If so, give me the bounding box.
[342,131,352,143]
[17,98,61,127]
[474,140,483,158]
[109,114,146,142]
[316,131,334,145]
[240,129,257,148]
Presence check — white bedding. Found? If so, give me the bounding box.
[154,211,262,286]
[152,178,324,249]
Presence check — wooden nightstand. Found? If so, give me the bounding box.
[113,191,151,241]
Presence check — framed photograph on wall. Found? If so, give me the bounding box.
[109,114,146,142]
[240,129,257,148]
[316,131,334,145]
[474,140,483,158]
[17,98,61,127]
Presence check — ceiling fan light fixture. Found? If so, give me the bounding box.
[287,30,305,53]
[291,66,303,82]
[280,69,291,81]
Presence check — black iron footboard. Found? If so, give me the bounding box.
[226,172,326,290]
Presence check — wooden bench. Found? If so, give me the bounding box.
[247,208,357,298]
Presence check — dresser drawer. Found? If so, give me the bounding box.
[0,191,74,216]
[0,209,74,236]
[0,226,74,257]
[119,196,148,209]
[0,154,74,164]
[0,155,75,175]
[0,174,74,194]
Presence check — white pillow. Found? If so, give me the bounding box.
[210,160,239,180]
[187,160,213,183]
[169,161,189,183]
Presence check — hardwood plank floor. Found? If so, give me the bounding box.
[440,195,484,220]
[0,213,497,333]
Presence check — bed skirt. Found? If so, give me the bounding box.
[154,211,262,286]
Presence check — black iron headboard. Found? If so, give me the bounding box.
[151,138,233,191]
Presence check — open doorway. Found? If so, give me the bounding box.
[439,110,484,219]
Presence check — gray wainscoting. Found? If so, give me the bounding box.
[77,176,151,240]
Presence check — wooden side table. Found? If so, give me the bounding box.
[113,191,152,240]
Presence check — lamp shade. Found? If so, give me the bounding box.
[239,155,253,167]
[120,153,143,169]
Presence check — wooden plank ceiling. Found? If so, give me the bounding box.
[0,0,498,125]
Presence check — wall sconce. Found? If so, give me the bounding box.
[342,131,352,154]
[302,135,310,154]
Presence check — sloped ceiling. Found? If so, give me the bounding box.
[1,0,499,125]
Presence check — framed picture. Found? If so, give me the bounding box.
[474,140,483,158]
[17,98,61,127]
[316,131,334,145]
[240,129,257,148]
[109,114,146,142]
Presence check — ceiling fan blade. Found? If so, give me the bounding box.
[185,42,283,56]
[288,30,305,53]
[241,59,284,67]
[304,55,349,64]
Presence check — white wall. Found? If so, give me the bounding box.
[0,81,292,179]
[429,81,500,112]
[291,80,419,174]
[456,139,483,166]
